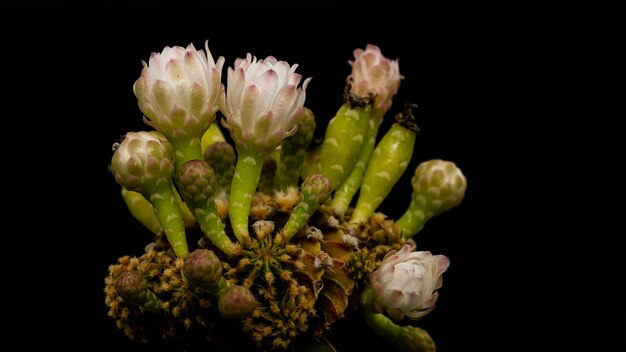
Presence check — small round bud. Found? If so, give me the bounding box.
[183,249,222,288]
[218,285,257,321]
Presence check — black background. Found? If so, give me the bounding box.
[5,2,622,351]
[1,3,513,350]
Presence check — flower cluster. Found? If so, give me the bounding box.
[106,40,466,351]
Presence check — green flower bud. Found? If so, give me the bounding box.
[301,173,332,206]
[218,285,257,321]
[111,131,174,193]
[111,131,188,257]
[411,159,466,215]
[115,271,147,303]
[178,161,236,254]
[397,159,467,238]
[178,160,217,204]
[282,174,332,241]
[115,271,160,312]
[183,249,223,288]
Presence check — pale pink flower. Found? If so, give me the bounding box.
[370,244,449,321]
[134,41,224,140]
[349,44,402,113]
[110,131,174,192]
[219,54,311,152]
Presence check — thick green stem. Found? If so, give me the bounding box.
[147,184,189,257]
[171,136,203,172]
[331,111,384,215]
[229,151,266,242]
[396,206,427,238]
[319,103,371,191]
[361,286,436,352]
[351,119,417,225]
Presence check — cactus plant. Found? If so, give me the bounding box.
[105,41,466,351]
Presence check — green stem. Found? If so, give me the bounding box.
[208,277,232,297]
[361,286,436,352]
[281,204,310,241]
[350,120,417,225]
[396,206,427,238]
[194,202,236,255]
[319,103,371,191]
[171,136,203,172]
[229,151,266,242]
[148,183,189,257]
[331,111,384,215]
[282,174,331,241]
